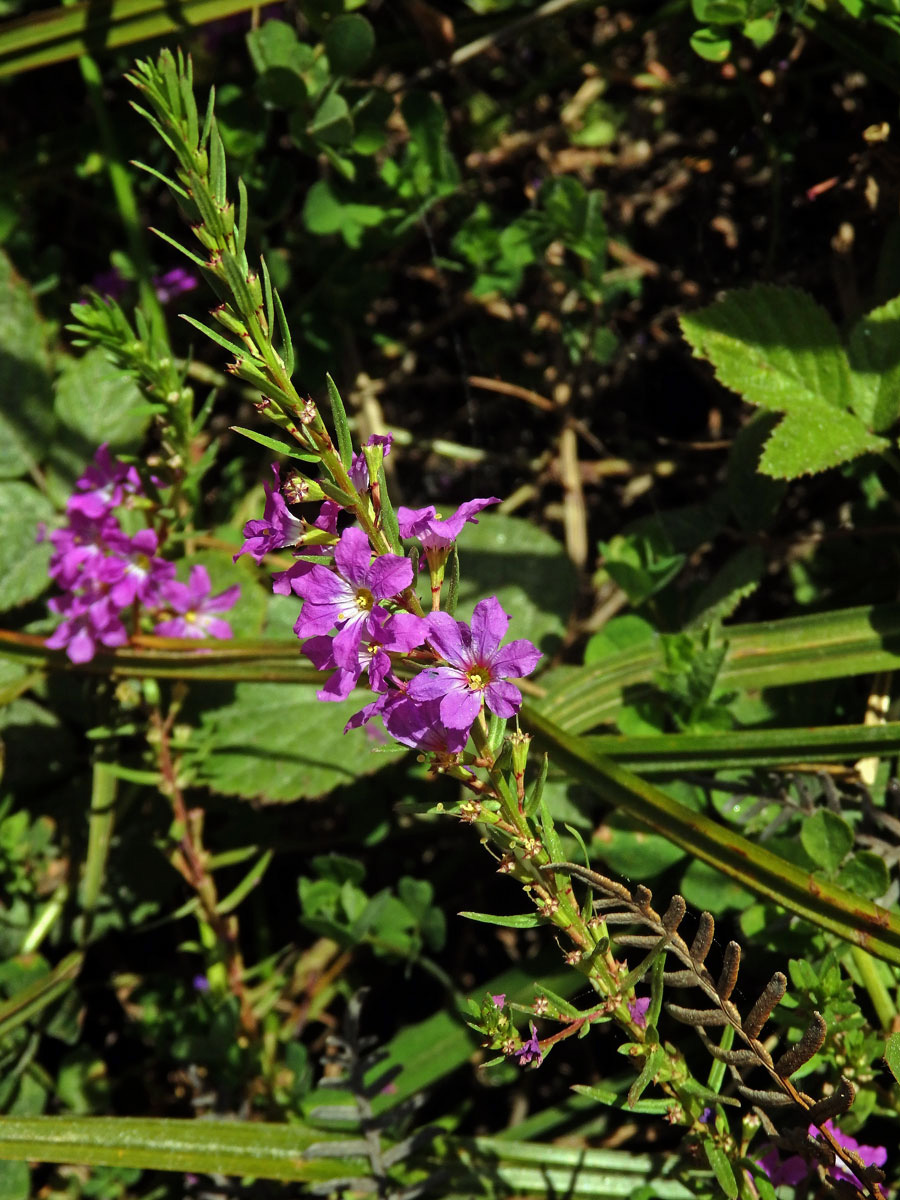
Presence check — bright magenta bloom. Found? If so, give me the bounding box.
[408,596,541,730]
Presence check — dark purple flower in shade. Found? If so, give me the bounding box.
[755,1121,887,1191]
[407,596,541,730]
[192,974,210,993]
[234,464,304,564]
[513,1022,543,1067]
[755,1146,809,1189]
[154,566,240,639]
[304,609,426,702]
[91,267,129,301]
[397,497,499,553]
[153,267,198,304]
[815,1121,887,1187]
[68,444,142,520]
[292,527,413,658]
[628,995,650,1029]
[45,589,129,664]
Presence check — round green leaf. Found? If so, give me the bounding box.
[308,91,353,146]
[837,851,890,900]
[690,28,732,61]
[323,14,375,76]
[800,809,853,874]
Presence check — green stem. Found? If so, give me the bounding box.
[850,945,897,1032]
[80,759,118,945]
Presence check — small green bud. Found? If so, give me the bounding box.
[211,303,247,337]
[246,270,263,309]
[508,730,531,780]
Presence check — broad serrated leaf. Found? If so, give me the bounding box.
[0,251,55,479]
[681,285,887,478]
[759,407,886,479]
[54,347,150,450]
[188,681,394,802]
[0,483,54,612]
[847,294,900,431]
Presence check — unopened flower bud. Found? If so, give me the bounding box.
[211,303,246,336]
[509,730,531,779]
[246,270,263,309]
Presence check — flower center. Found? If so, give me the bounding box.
[355,587,374,612]
[466,668,489,692]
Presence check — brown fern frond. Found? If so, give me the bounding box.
[716,941,741,1002]
[541,861,886,1200]
[774,1012,827,1077]
[691,912,715,965]
[743,973,787,1039]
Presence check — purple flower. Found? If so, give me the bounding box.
[45,589,129,663]
[755,1146,809,1188]
[154,566,240,639]
[755,1121,887,1191]
[349,434,393,493]
[304,609,426,701]
[398,497,499,554]
[234,465,304,564]
[628,995,650,1029]
[407,597,541,730]
[815,1120,887,1187]
[90,267,128,301]
[153,267,198,304]
[292,527,413,658]
[68,444,142,520]
[48,511,120,589]
[345,689,470,755]
[512,1022,543,1067]
[491,994,506,1008]
[271,500,340,594]
[102,528,176,608]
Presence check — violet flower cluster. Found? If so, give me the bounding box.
[235,450,542,752]
[756,1120,887,1190]
[43,445,239,663]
